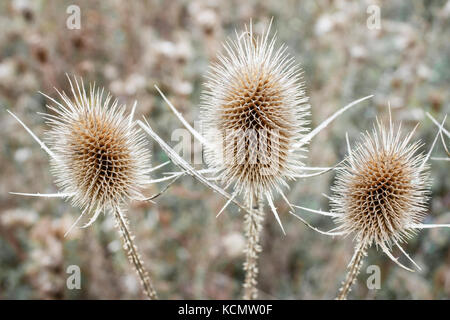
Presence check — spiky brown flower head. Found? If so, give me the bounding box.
[43,76,151,217]
[330,120,431,250]
[200,21,310,198]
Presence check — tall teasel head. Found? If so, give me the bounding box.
[330,119,431,267]
[43,76,151,225]
[200,21,310,198]
[9,76,158,299]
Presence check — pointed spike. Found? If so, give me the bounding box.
[293,160,345,178]
[291,204,340,217]
[129,100,137,127]
[9,192,74,198]
[346,132,353,163]
[278,189,293,210]
[294,95,373,148]
[216,190,238,218]
[380,243,415,272]
[138,119,250,214]
[81,207,102,228]
[426,112,449,138]
[266,192,286,235]
[64,206,89,238]
[154,85,208,147]
[396,242,422,271]
[421,115,447,168]
[7,110,58,161]
[147,174,181,184]
[409,223,450,229]
[145,161,171,174]
[289,211,345,236]
[431,157,450,161]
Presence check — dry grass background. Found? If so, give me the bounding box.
[0,0,449,299]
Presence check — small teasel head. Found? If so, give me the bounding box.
[43,76,151,217]
[200,20,310,198]
[330,119,431,252]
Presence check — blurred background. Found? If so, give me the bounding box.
[0,0,449,299]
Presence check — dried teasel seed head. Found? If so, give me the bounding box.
[330,120,431,248]
[200,21,310,197]
[44,76,151,215]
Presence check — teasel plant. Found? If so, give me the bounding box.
[290,110,450,300]
[8,75,168,300]
[137,19,372,299]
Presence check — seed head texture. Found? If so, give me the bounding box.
[44,77,151,216]
[200,22,310,197]
[330,120,430,248]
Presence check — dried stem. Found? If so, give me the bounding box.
[336,243,367,300]
[243,192,265,300]
[113,207,158,300]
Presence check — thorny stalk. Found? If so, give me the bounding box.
[113,207,158,300]
[243,192,265,300]
[337,243,367,300]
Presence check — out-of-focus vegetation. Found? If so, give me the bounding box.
[0,0,449,299]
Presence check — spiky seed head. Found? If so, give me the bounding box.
[44,77,151,214]
[330,120,430,248]
[200,21,310,197]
